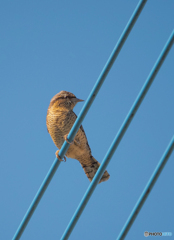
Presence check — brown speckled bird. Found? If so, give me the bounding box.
[46,90,110,183]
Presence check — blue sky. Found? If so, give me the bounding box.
[1,1,174,239]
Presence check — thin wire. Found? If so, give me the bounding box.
[12,1,147,239]
[116,136,174,240]
[58,0,147,157]
[60,30,174,240]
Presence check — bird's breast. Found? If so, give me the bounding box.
[46,110,75,149]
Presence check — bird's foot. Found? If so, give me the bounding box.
[55,150,66,162]
[64,134,73,145]
[64,134,79,145]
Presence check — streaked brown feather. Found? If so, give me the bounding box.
[46,91,110,183]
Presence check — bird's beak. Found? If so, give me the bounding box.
[72,98,84,103]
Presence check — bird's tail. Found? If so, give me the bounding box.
[80,156,110,183]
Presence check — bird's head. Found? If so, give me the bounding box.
[48,91,84,111]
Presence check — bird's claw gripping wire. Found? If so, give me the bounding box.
[64,134,79,145]
[55,150,66,162]
[64,134,74,145]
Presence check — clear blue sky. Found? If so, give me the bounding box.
[1,1,174,239]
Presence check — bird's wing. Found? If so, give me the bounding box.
[70,111,92,154]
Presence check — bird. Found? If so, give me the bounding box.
[46,90,110,183]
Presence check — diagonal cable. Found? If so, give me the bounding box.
[60,30,174,240]
[116,136,174,240]
[12,1,147,239]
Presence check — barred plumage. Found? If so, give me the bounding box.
[46,90,110,183]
